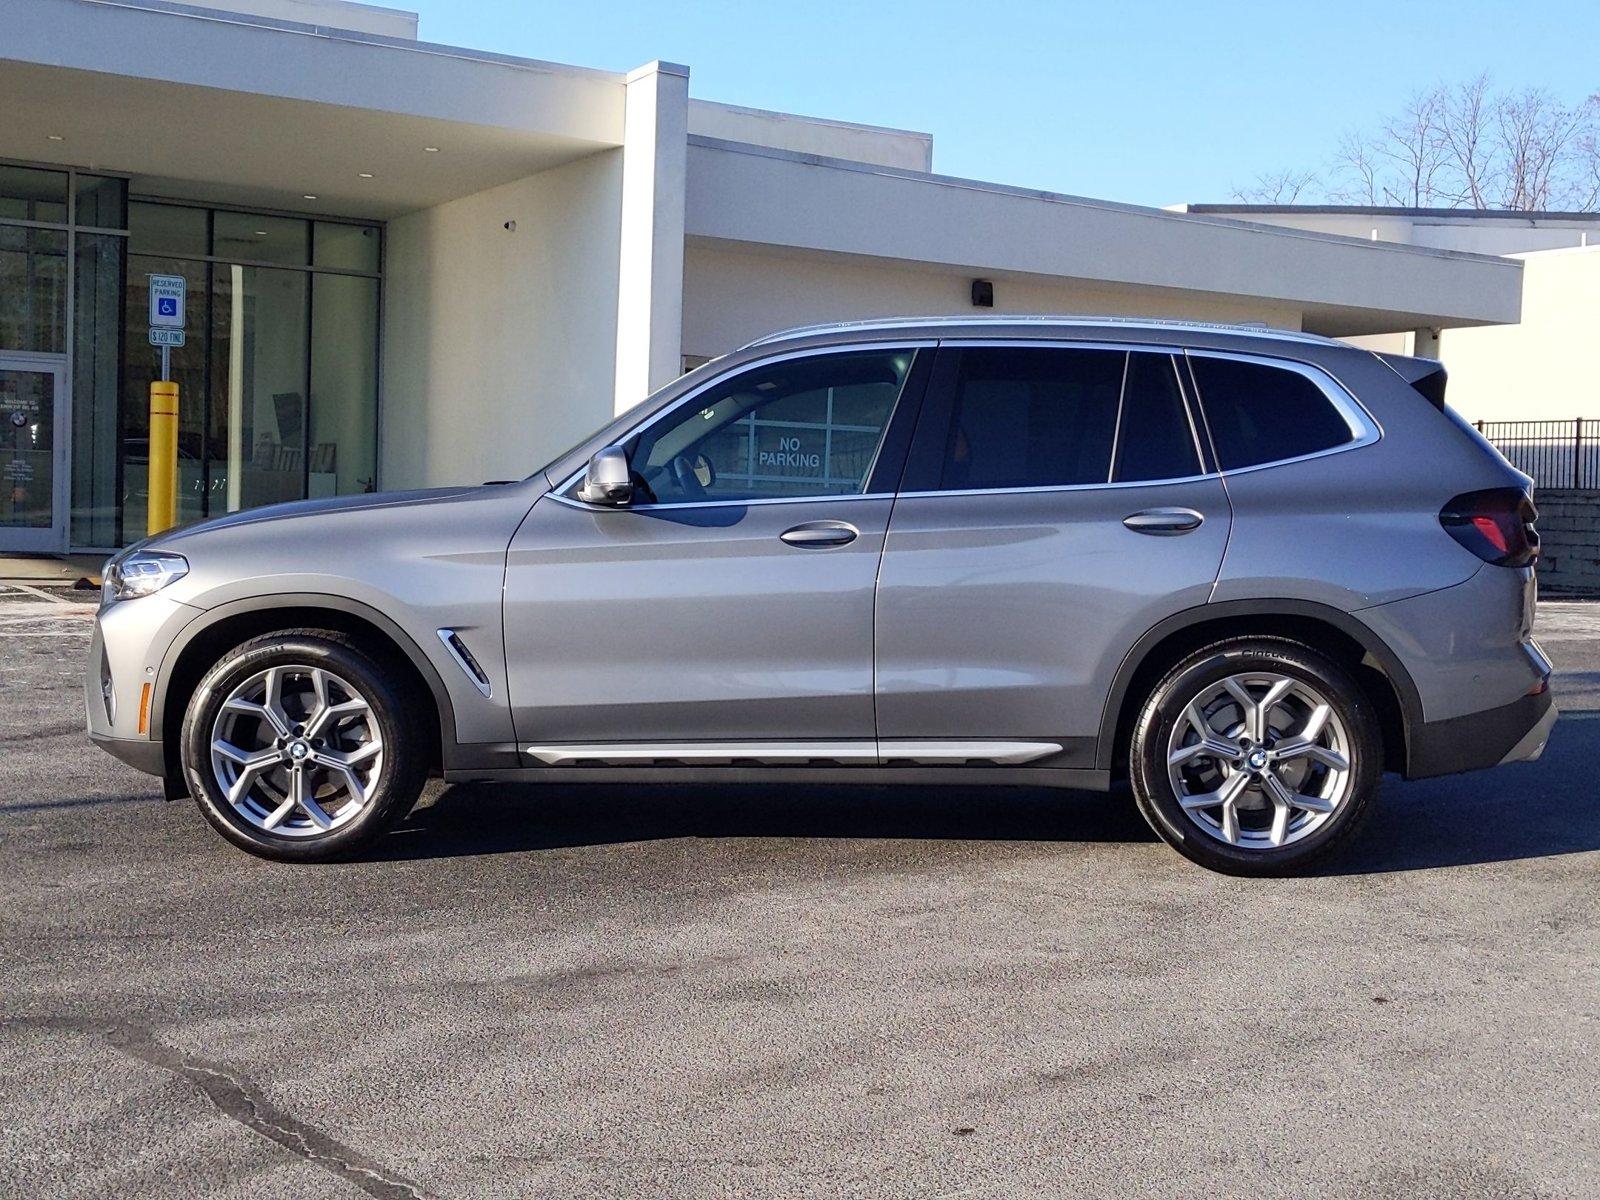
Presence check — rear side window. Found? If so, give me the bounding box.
[934,347,1124,489]
[1189,355,1356,470]
[1114,353,1201,482]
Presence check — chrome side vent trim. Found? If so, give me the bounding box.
[437,629,492,698]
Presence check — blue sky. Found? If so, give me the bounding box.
[418,1,1597,208]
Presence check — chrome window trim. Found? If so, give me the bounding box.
[899,338,1220,496]
[546,489,896,514]
[1182,348,1383,476]
[552,340,935,504]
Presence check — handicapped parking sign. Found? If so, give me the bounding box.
[148,275,186,328]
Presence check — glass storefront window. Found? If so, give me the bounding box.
[313,222,381,273]
[129,202,207,258]
[74,175,128,230]
[71,234,125,548]
[311,273,379,495]
[0,165,68,223]
[210,262,310,512]
[214,212,309,267]
[0,225,67,353]
[0,181,382,550]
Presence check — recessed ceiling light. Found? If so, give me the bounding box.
[47,134,64,141]
[358,172,374,179]
[302,194,318,200]
[254,230,267,236]
[423,146,440,153]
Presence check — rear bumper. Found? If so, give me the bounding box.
[1406,686,1556,779]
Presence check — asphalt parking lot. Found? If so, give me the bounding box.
[1,588,1596,1200]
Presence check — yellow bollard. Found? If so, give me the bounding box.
[147,380,179,536]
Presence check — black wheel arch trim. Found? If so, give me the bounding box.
[1096,598,1425,774]
[151,591,460,759]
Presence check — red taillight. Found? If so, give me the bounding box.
[1440,488,1539,567]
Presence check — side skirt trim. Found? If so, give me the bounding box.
[522,739,1064,767]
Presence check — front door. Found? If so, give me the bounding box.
[502,345,930,760]
[0,355,67,552]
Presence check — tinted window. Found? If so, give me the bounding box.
[936,348,1124,489]
[1113,353,1200,482]
[1190,356,1355,470]
[627,349,915,503]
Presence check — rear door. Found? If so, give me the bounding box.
[873,342,1232,769]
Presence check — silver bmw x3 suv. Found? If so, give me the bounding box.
[86,317,1556,874]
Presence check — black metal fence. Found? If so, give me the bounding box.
[1475,419,1600,491]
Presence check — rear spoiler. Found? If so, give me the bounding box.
[1376,353,1447,410]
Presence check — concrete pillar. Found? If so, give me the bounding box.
[1411,327,1443,359]
[613,60,689,414]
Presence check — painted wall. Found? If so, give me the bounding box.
[186,0,419,39]
[1192,209,1600,257]
[688,101,933,172]
[680,241,1305,362]
[380,151,624,489]
[1438,247,1600,423]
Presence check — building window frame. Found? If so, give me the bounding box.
[0,157,131,552]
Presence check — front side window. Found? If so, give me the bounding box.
[1189,355,1358,470]
[624,349,916,504]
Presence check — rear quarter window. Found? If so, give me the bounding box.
[1189,355,1357,470]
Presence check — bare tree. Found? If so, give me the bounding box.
[1374,87,1450,205]
[1435,73,1495,207]
[1242,77,1600,212]
[1330,131,1383,205]
[1232,168,1320,204]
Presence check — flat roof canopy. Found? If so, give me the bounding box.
[686,140,1525,338]
[1,0,624,218]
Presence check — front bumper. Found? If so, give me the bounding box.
[1407,686,1556,779]
[88,730,167,776]
[84,593,202,780]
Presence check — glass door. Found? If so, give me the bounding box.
[0,355,67,551]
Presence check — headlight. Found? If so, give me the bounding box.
[103,551,189,603]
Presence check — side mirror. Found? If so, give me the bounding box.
[576,445,634,506]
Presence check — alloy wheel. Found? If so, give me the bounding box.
[208,665,385,838]
[1165,671,1352,850]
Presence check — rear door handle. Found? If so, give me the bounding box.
[1123,508,1204,535]
[780,520,858,548]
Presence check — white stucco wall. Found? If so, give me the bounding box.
[680,241,1305,361]
[1437,246,1600,422]
[185,0,419,38]
[688,101,932,171]
[380,151,624,489]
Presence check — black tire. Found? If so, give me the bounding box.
[181,630,427,862]
[1129,636,1381,876]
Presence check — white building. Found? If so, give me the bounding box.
[1184,206,1600,426]
[1,0,1523,553]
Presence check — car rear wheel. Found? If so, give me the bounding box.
[1129,637,1381,876]
[181,631,427,862]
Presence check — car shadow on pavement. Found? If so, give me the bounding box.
[1318,706,1599,875]
[363,706,1599,872]
[372,778,1159,862]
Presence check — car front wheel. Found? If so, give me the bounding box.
[181,631,427,862]
[1129,637,1381,876]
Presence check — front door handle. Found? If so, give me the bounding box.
[780,520,858,548]
[1123,508,1204,536]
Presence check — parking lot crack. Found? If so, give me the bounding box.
[13,1017,435,1200]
